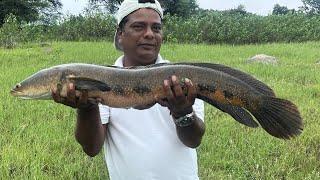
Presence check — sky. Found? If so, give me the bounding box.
[61,0,304,16]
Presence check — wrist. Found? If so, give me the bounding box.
[171,107,193,119]
[173,111,195,127]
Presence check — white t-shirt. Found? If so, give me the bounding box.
[99,55,205,180]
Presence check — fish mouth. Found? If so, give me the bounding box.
[10,89,31,99]
[10,89,21,96]
[10,89,51,100]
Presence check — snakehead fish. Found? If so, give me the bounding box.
[10,63,303,139]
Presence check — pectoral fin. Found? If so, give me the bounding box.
[67,76,111,92]
[221,104,259,128]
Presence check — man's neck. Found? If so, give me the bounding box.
[122,56,157,67]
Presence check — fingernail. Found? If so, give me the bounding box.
[185,78,193,86]
[172,75,177,82]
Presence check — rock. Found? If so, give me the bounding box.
[247,54,278,65]
[43,47,53,54]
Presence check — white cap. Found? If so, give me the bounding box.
[114,0,163,51]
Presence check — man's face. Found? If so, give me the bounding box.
[118,8,163,66]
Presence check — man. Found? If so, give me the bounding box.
[52,0,205,179]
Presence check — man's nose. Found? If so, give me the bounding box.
[143,26,155,39]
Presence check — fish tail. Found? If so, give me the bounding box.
[251,96,303,139]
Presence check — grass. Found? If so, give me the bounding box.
[0,41,319,179]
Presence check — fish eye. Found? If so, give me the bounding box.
[15,84,21,89]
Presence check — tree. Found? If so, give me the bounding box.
[272,4,290,15]
[302,0,320,14]
[0,0,62,26]
[160,0,199,17]
[88,0,121,14]
[224,4,248,15]
[88,0,199,17]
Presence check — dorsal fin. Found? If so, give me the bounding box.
[174,62,275,97]
[126,62,275,96]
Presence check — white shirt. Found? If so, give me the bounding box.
[99,55,205,180]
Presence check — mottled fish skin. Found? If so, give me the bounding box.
[11,63,303,139]
[128,62,266,128]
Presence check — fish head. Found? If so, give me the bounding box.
[10,66,64,100]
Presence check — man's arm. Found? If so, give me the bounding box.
[75,105,106,157]
[173,112,205,148]
[158,75,206,148]
[52,83,106,157]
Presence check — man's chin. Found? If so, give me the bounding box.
[138,48,157,56]
[137,53,158,65]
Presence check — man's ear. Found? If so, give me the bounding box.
[117,28,123,44]
[115,27,124,51]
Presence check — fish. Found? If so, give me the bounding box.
[10,63,303,139]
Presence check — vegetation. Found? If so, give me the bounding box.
[89,0,199,17]
[0,1,320,47]
[53,13,116,41]
[0,0,62,26]
[163,12,320,44]
[0,41,319,179]
[0,14,21,48]
[1,11,320,47]
[302,0,320,14]
[272,4,295,15]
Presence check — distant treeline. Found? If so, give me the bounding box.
[164,11,320,44]
[1,11,320,48]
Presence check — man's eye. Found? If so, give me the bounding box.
[133,25,144,30]
[153,26,162,32]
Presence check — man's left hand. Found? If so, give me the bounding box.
[157,75,197,118]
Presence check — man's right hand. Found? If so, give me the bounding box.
[51,83,97,109]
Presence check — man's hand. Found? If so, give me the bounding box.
[157,75,197,118]
[51,83,98,109]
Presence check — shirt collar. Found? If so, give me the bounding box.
[114,55,166,67]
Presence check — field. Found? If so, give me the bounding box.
[0,41,319,179]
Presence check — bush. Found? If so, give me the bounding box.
[52,13,116,41]
[163,11,320,44]
[8,11,320,45]
[0,14,21,48]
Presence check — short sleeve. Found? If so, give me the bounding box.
[192,98,205,122]
[99,104,110,124]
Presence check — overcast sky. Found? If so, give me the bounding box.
[61,0,304,16]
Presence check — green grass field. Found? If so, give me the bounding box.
[0,41,319,179]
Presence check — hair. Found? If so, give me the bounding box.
[118,16,129,32]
